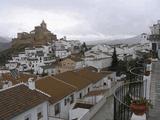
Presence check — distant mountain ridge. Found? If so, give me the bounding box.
[0,36,11,51]
[86,34,147,45]
[0,36,11,43]
[106,35,143,45]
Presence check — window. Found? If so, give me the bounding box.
[158,43,160,49]
[37,112,43,120]
[79,93,82,99]
[37,107,43,120]
[152,43,157,51]
[70,95,74,104]
[88,88,90,92]
[64,98,67,106]
[104,82,106,86]
[55,103,61,115]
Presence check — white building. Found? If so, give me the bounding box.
[5,45,56,74]
[84,50,112,69]
[35,67,116,120]
[148,20,160,58]
[35,65,56,75]
[55,49,71,59]
[0,83,49,120]
[68,40,81,54]
[5,38,83,75]
[52,39,80,59]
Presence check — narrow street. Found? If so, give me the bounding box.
[149,61,160,120]
[91,96,113,120]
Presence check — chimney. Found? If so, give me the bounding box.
[97,68,101,73]
[28,78,35,90]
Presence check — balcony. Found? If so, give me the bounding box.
[43,57,56,64]
[70,94,107,120]
[69,83,121,120]
[114,65,151,120]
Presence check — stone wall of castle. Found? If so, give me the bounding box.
[12,21,57,47]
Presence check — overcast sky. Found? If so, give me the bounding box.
[0,0,160,41]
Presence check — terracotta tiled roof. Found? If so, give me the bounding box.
[55,67,107,89]
[1,73,37,85]
[83,66,98,72]
[55,71,92,90]
[70,55,83,62]
[73,67,107,83]
[0,84,49,119]
[85,89,106,97]
[36,76,76,104]
[100,67,114,73]
[36,67,109,104]
[73,103,93,109]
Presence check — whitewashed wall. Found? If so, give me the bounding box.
[11,101,49,120]
[85,57,112,69]
[49,92,76,120]
[69,108,89,120]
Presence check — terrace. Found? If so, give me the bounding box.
[114,60,152,120]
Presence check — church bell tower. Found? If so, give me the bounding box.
[41,20,47,29]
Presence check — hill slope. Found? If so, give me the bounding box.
[106,35,143,45]
[86,35,145,45]
[0,36,11,51]
[0,44,32,65]
[0,42,11,51]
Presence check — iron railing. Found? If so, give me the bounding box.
[113,66,148,120]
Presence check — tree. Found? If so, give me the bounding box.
[117,60,127,75]
[81,42,88,52]
[111,47,118,71]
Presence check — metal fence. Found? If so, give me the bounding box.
[113,67,147,120]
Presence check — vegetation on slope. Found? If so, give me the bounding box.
[0,44,32,66]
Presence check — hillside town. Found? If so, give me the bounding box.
[0,18,159,120]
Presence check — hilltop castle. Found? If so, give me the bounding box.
[12,20,57,47]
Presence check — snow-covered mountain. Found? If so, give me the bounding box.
[86,34,149,45]
[106,35,144,45]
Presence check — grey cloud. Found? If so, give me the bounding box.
[0,0,160,40]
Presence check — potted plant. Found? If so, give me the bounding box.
[130,97,152,115]
[125,93,132,105]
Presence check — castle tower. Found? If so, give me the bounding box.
[41,20,47,29]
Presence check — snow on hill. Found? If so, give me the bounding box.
[86,34,148,46]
